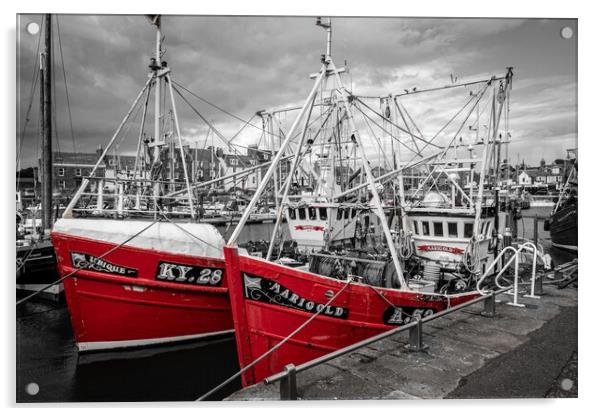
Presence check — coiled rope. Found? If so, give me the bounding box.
[398,229,414,260]
[462,235,481,275]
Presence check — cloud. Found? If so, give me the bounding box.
[17,15,576,170]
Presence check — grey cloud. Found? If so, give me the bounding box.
[17,15,575,168]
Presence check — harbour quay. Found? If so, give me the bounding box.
[226,279,577,400]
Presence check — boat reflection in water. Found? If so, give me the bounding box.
[73,336,240,402]
[17,296,240,402]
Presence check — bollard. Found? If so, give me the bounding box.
[532,218,544,296]
[525,243,542,300]
[279,364,298,400]
[534,272,544,296]
[481,292,497,318]
[406,317,428,352]
[507,253,525,307]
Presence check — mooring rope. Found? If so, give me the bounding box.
[196,278,353,401]
[16,241,41,274]
[16,220,159,306]
[367,285,415,321]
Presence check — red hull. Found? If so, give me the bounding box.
[52,232,233,351]
[224,246,479,386]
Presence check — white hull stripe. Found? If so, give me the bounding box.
[77,329,234,352]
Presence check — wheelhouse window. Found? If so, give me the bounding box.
[298,208,306,220]
[413,220,420,235]
[351,209,356,218]
[464,222,474,238]
[422,221,430,236]
[308,207,316,220]
[57,168,65,176]
[288,208,296,220]
[319,207,328,220]
[75,168,82,177]
[433,221,444,237]
[343,208,349,220]
[337,208,343,220]
[485,222,491,237]
[448,222,458,237]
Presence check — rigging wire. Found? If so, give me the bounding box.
[351,94,441,149]
[352,102,419,155]
[171,79,277,140]
[56,15,77,154]
[171,84,250,168]
[357,106,393,171]
[406,81,491,206]
[17,16,44,187]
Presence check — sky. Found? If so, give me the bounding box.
[16,14,577,169]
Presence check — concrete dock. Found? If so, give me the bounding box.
[226,280,577,400]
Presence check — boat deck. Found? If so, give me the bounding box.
[226,280,577,400]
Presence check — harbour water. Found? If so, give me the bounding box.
[16,207,576,402]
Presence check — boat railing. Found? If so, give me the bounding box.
[68,176,196,218]
[263,285,512,400]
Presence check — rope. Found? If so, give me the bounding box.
[16,220,158,306]
[398,230,414,260]
[462,236,481,275]
[16,242,41,273]
[196,278,353,401]
[367,285,414,320]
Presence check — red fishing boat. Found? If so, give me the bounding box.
[50,16,240,352]
[221,18,517,386]
[224,246,479,386]
[52,219,231,351]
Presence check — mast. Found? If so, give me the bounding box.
[227,66,327,245]
[154,16,162,162]
[474,69,512,235]
[331,61,408,290]
[41,13,53,232]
